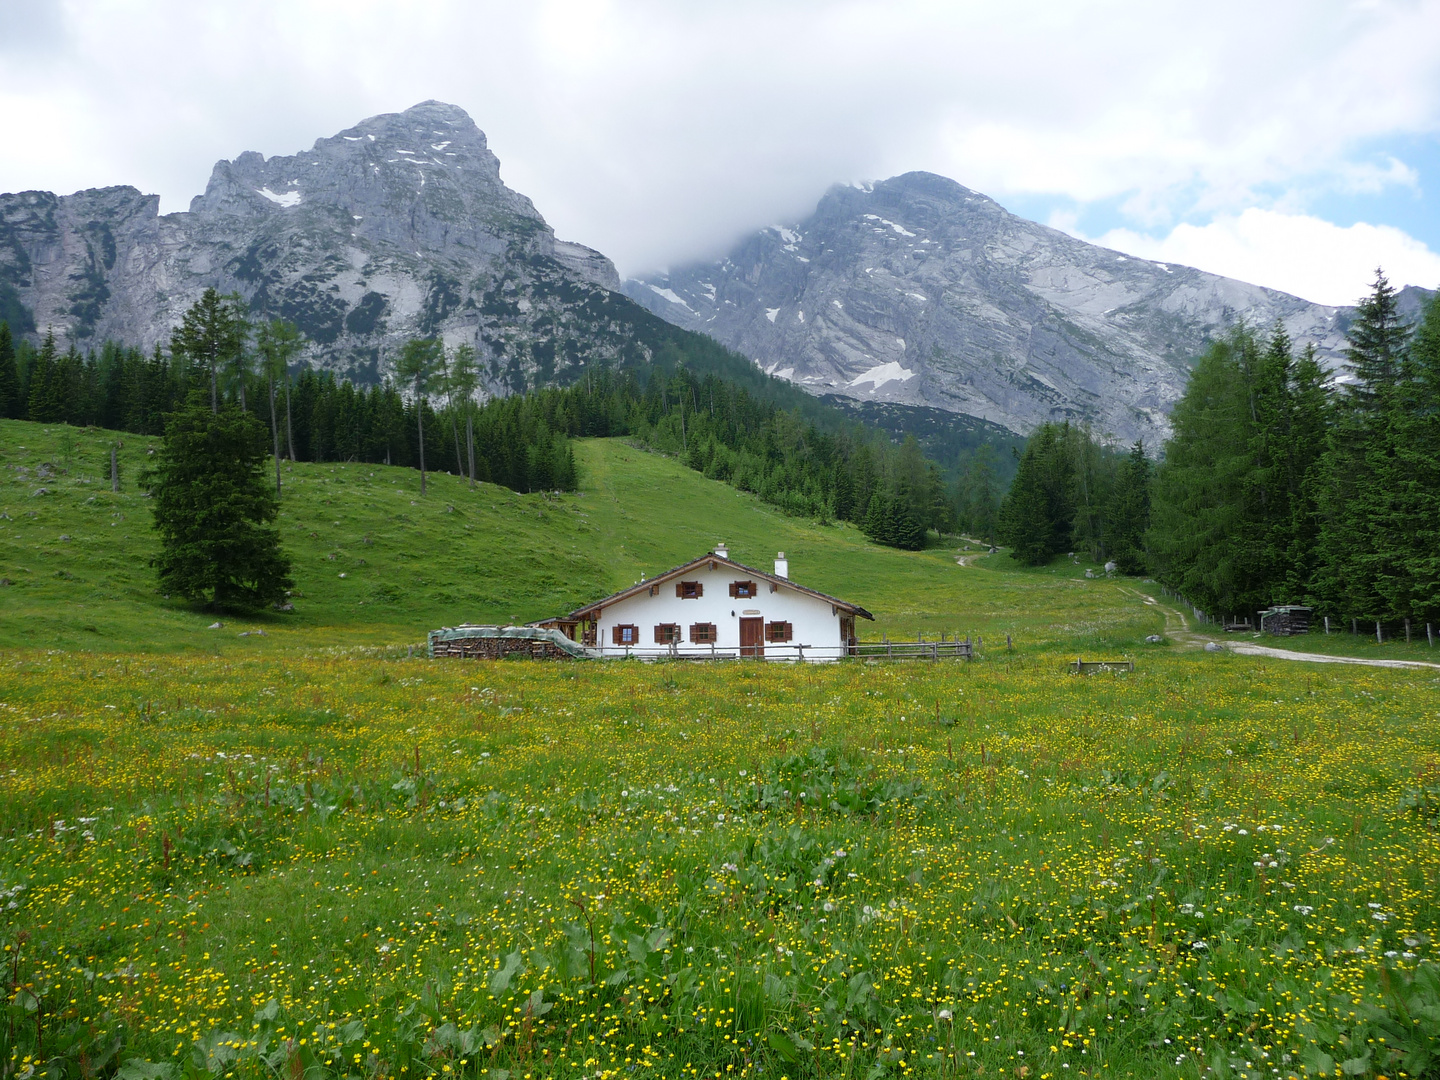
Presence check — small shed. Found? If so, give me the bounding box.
[1259,606,1312,636]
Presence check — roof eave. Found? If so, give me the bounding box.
[565,551,872,621]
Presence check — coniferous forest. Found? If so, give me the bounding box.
[998,272,1440,630]
[0,289,965,550]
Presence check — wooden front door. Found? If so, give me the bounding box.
[739,617,764,658]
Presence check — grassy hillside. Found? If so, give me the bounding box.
[0,418,1161,654]
[4,421,1440,1080]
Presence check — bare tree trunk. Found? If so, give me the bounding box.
[269,374,282,496]
[417,391,427,496]
[466,411,475,489]
[450,405,463,477]
[283,373,296,461]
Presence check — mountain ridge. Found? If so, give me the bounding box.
[622,171,1362,442]
[0,102,644,394]
[3,105,1428,445]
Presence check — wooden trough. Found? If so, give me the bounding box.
[428,625,595,660]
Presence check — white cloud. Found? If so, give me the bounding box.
[0,1,1437,276]
[1091,210,1440,307]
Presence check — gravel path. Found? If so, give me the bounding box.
[1120,586,1440,670]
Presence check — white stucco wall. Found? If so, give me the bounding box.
[592,562,849,660]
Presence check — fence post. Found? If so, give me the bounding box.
[1352,618,1358,636]
[1006,633,1013,650]
[1376,621,1383,645]
[1406,619,1412,643]
[1429,623,1435,648]
[1324,616,1330,635]
[932,642,938,662]
[110,445,119,493]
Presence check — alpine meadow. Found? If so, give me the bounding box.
[2,88,1440,1080]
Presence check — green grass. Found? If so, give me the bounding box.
[2,639,1438,1080]
[4,418,1438,1080]
[0,419,1163,656]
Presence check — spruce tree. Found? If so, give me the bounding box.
[0,322,20,419]
[998,425,1061,565]
[863,492,892,545]
[25,329,61,422]
[1148,332,1253,613]
[957,444,1000,543]
[1313,271,1410,620]
[1375,291,1440,621]
[1105,441,1151,574]
[170,289,247,413]
[1283,344,1329,601]
[997,424,1082,565]
[145,393,293,611]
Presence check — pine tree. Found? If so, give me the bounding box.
[0,322,20,419]
[997,424,1077,565]
[1375,291,1440,621]
[957,444,1000,543]
[25,329,61,422]
[1283,344,1329,601]
[170,289,247,413]
[1148,333,1253,613]
[998,426,1061,565]
[863,492,891,545]
[1313,271,1410,620]
[1105,441,1151,574]
[145,393,293,611]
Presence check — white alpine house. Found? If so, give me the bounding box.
[547,544,873,660]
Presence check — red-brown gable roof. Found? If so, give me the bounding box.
[565,551,874,621]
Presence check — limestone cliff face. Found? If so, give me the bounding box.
[0,101,627,394]
[624,172,1353,443]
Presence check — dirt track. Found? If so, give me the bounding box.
[1119,586,1440,671]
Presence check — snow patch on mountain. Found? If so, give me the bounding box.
[849,362,916,391]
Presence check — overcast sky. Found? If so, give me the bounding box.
[3,0,1439,306]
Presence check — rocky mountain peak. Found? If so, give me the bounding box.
[1,102,625,386]
[624,171,1349,443]
[186,101,546,256]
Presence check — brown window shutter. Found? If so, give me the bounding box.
[729,582,738,598]
[612,625,622,645]
[676,583,684,598]
[694,582,703,598]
